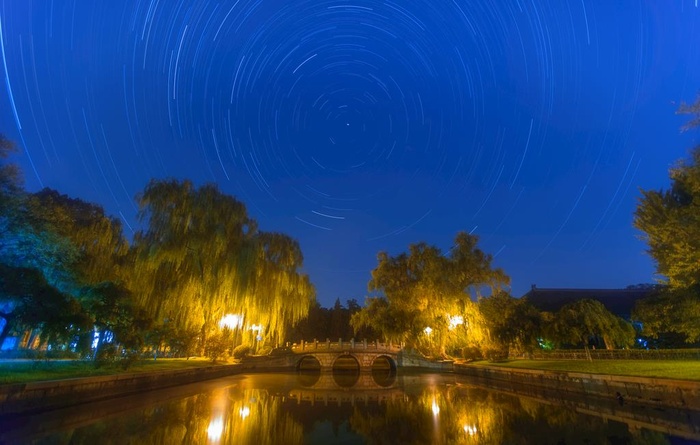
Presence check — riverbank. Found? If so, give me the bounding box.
[0,357,223,385]
[455,361,700,410]
[0,361,241,415]
[467,359,700,381]
[4,356,700,417]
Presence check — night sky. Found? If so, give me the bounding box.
[1,1,700,307]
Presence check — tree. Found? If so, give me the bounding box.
[134,179,258,352]
[134,179,314,353]
[0,263,89,348]
[0,134,22,214]
[479,292,542,356]
[634,95,700,342]
[27,189,129,287]
[245,231,315,346]
[633,287,700,345]
[81,282,152,359]
[351,232,508,356]
[546,299,635,351]
[0,137,90,349]
[0,187,128,301]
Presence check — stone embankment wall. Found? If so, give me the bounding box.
[0,364,240,416]
[398,350,454,371]
[455,364,700,410]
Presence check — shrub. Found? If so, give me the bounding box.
[482,345,509,362]
[232,345,251,359]
[461,346,483,361]
[257,345,272,356]
[205,332,230,363]
[119,350,140,370]
[94,343,118,368]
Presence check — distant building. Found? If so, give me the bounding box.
[520,284,660,320]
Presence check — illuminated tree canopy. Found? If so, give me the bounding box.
[0,140,315,359]
[134,179,314,353]
[351,232,509,356]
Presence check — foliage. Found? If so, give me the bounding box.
[133,179,314,353]
[0,134,21,199]
[205,329,232,363]
[167,326,201,358]
[0,263,90,348]
[634,96,700,341]
[232,344,251,359]
[93,343,118,369]
[633,286,700,343]
[28,189,129,286]
[81,282,153,359]
[546,299,635,349]
[351,232,509,356]
[0,139,318,358]
[479,292,542,356]
[286,299,371,342]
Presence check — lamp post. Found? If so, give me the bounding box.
[250,324,263,354]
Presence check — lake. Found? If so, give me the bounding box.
[2,371,698,444]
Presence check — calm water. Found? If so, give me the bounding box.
[2,371,699,445]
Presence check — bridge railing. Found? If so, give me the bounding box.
[289,339,402,353]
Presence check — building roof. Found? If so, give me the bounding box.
[521,285,659,318]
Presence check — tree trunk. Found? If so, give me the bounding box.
[602,335,614,350]
[26,329,39,350]
[199,323,207,356]
[93,329,106,361]
[583,343,592,361]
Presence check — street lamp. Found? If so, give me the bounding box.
[220,314,244,355]
[448,315,464,330]
[220,314,243,330]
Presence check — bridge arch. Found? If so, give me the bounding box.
[332,354,360,372]
[297,355,321,371]
[371,354,397,372]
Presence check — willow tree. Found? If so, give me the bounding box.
[134,180,257,350]
[547,299,635,351]
[243,231,314,347]
[352,232,509,357]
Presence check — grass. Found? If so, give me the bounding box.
[0,357,230,385]
[468,359,700,381]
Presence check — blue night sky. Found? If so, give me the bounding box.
[1,1,700,307]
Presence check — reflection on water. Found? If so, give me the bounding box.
[2,371,698,445]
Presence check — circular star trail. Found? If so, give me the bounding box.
[1,1,700,304]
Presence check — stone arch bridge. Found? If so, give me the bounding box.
[290,339,401,371]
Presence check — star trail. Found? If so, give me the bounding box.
[1,1,700,306]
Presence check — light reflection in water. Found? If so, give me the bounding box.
[463,424,477,436]
[206,416,223,442]
[431,399,440,416]
[1,372,696,445]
